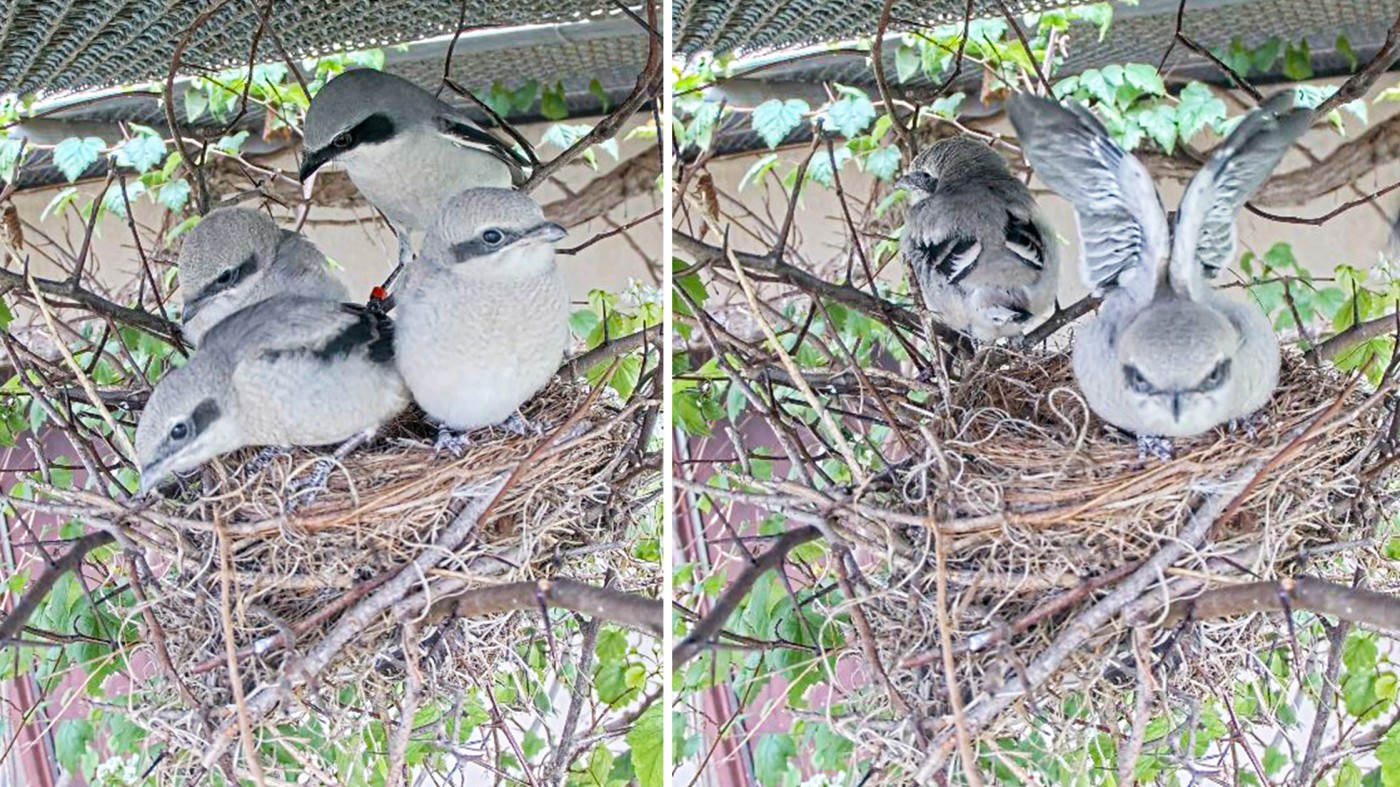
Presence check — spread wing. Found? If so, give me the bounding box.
[1171,91,1312,298]
[1007,94,1169,302]
[436,113,531,186]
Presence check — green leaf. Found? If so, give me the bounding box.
[895,44,921,83]
[588,78,610,112]
[1176,82,1227,141]
[54,718,94,773]
[116,134,166,173]
[1338,34,1359,70]
[0,299,11,332]
[751,99,809,149]
[1380,723,1400,786]
[542,81,569,121]
[1134,104,1178,153]
[626,703,662,787]
[1263,746,1287,775]
[1251,37,1282,73]
[753,733,796,786]
[1284,39,1314,81]
[184,88,209,124]
[863,146,901,182]
[41,186,80,220]
[157,179,191,212]
[52,136,105,182]
[929,92,965,120]
[1123,63,1166,96]
[821,92,876,138]
[738,152,779,191]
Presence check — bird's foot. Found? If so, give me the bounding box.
[1135,435,1176,464]
[286,457,334,510]
[434,425,470,458]
[1227,411,1269,440]
[240,446,289,478]
[497,412,549,437]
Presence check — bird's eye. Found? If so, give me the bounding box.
[1124,365,1152,394]
[216,268,235,285]
[1201,360,1231,390]
[169,422,189,441]
[332,132,353,149]
[482,229,504,245]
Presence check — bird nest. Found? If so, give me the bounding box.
[74,376,657,782]
[805,348,1396,778]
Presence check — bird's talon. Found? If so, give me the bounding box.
[498,413,547,437]
[434,426,469,457]
[1135,435,1175,465]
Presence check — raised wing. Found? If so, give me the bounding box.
[1171,91,1312,298]
[1007,94,1169,300]
[436,114,531,185]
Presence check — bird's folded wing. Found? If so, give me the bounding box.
[1171,92,1311,297]
[1007,95,1168,300]
[911,233,982,285]
[436,114,531,182]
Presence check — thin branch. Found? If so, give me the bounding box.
[0,531,115,645]
[872,0,916,159]
[1168,577,1400,635]
[1316,6,1400,115]
[437,579,662,636]
[561,325,661,377]
[674,526,822,668]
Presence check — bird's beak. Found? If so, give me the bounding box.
[894,174,915,192]
[137,465,164,497]
[523,222,568,245]
[182,295,205,324]
[1171,393,1183,422]
[299,147,332,182]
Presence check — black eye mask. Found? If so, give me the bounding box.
[188,254,257,312]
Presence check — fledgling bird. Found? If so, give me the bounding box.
[299,69,531,267]
[1008,92,1311,448]
[178,208,350,345]
[393,188,568,451]
[896,137,1058,341]
[136,295,408,495]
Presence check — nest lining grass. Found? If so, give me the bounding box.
[816,348,1395,778]
[109,378,654,781]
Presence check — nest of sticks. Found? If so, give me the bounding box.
[797,347,1396,778]
[49,376,657,781]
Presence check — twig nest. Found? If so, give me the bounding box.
[105,378,654,781]
[828,348,1394,776]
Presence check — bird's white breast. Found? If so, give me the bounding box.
[344,127,514,233]
[394,258,570,430]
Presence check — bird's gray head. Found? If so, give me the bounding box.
[300,69,441,181]
[135,361,241,496]
[178,208,282,343]
[421,188,566,274]
[1116,301,1239,435]
[896,137,1010,207]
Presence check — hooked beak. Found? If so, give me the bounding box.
[137,464,165,497]
[298,147,333,182]
[523,222,568,245]
[182,295,206,325]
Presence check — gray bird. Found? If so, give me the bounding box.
[1008,92,1310,447]
[393,188,568,450]
[136,295,407,495]
[299,69,530,267]
[178,208,350,345]
[896,137,1058,341]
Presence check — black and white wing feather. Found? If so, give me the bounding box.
[435,114,531,185]
[1171,92,1311,296]
[1008,94,1168,300]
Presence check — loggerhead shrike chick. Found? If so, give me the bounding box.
[1008,92,1310,448]
[393,188,568,451]
[136,295,408,495]
[896,137,1058,341]
[299,69,531,267]
[178,208,349,345]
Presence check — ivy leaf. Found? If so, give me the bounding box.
[1134,104,1178,153]
[895,44,920,83]
[930,92,965,119]
[1124,63,1166,96]
[1251,37,1282,73]
[753,733,796,786]
[626,703,662,787]
[157,179,191,212]
[54,718,94,773]
[542,81,569,121]
[1076,3,1114,40]
[821,92,876,138]
[1078,68,1116,105]
[1380,722,1400,786]
[863,146,901,182]
[805,145,850,187]
[1338,34,1359,71]
[1176,82,1227,141]
[751,99,809,149]
[588,78,611,112]
[510,80,539,113]
[484,82,513,118]
[214,130,249,154]
[183,88,209,124]
[1284,39,1313,81]
[738,152,779,191]
[116,134,167,173]
[52,136,105,182]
